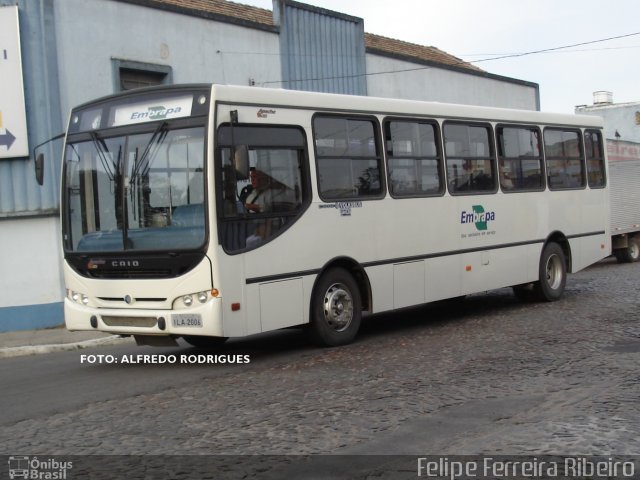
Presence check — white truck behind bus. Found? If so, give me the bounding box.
[608,139,640,262]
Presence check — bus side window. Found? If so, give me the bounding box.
[217,124,309,253]
[585,130,606,188]
[313,115,383,200]
[444,122,497,194]
[544,128,585,190]
[384,119,443,197]
[497,125,544,192]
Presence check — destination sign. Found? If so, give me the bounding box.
[111,95,193,127]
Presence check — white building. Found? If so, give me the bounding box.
[575,91,640,142]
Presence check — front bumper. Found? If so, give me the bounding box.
[64,296,224,338]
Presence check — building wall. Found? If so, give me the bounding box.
[575,103,640,142]
[54,0,282,118]
[0,0,64,331]
[0,216,63,331]
[366,53,539,110]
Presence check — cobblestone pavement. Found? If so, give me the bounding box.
[1,259,638,470]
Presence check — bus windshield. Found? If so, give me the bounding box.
[63,125,206,252]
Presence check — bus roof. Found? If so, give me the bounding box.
[211,84,604,128]
[72,83,604,129]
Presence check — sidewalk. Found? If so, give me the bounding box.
[0,326,132,359]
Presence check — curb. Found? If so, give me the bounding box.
[0,335,132,359]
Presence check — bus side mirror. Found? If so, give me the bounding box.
[234,145,249,180]
[35,153,45,186]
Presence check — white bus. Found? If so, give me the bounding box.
[56,84,610,347]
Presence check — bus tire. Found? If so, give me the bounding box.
[307,268,362,347]
[183,335,228,349]
[615,236,640,263]
[534,242,566,302]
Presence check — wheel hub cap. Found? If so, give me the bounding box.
[546,254,563,290]
[323,283,353,332]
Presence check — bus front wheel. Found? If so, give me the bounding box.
[534,242,567,302]
[307,268,362,347]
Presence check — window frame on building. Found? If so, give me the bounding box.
[112,59,173,92]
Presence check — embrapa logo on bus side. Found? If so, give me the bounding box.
[460,205,495,231]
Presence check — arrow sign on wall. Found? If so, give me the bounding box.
[1,6,29,158]
[0,129,16,149]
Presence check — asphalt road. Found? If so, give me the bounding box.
[0,330,312,425]
[1,258,638,479]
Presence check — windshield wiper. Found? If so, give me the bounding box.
[89,131,116,181]
[130,121,169,183]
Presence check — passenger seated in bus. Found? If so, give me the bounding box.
[499,159,515,190]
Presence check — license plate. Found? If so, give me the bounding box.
[172,313,202,328]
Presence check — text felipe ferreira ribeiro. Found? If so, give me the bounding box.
[80,354,251,365]
[418,457,635,479]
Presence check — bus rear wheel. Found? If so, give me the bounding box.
[534,242,567,302]
[307,268,362,347]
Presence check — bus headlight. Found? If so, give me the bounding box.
[175,291,211,309]
[67,289,92,307]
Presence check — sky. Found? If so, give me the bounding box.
[239,0,640,113]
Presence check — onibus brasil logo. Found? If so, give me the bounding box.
[460,205,495,231]
[8,456,72,479]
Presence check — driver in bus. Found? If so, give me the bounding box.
[243,166,297,248]
[244,167,291,214]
